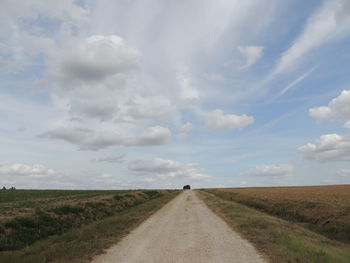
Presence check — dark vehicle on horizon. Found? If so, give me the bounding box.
[183,185,191,190]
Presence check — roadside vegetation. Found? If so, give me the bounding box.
[202,185,350,243]
[0,189,179,262]
[198,188,350,263]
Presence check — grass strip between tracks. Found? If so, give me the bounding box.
[0,191,179,263]
[197,190,350,263]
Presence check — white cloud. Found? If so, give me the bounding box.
[344,120,350,130]
[298,133,350,162]
[309,106,334,121]
[242,163,293,177]
[205,109,254,131]
[55,35,141,83]
[0,163,55,178]
[40,126,171,150]
[0,0,88,73]
[69,102,119,122]
[128,158,209,180]
[94,154,125,163]
[0,0,281,158]
[337,169,350,177]
[127,105,172,120]
[271,0,350,76]
[177,122,194,138]
[322,168,350,185]
[238,46,264,69]
[180,123,194,133]
[176,71,200,105]
[206,73,224,81]
[309,90,350,122]
[29,34,145,124]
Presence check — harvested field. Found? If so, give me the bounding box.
[198,190,350,263]
[202,185,350,243]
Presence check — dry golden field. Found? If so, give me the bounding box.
[203,185,350,243]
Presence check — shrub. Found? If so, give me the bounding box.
[142,190,161,199]
[0,190,167,251]
[114,194,123,201]
[53,205,84,215]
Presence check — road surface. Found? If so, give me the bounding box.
[91,190,266,263]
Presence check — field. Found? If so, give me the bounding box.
[0,190,129,221]
[202,185,350,243]
[0,189,179,262]
[199,185,350,263]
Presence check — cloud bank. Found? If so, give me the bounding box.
[128,158,209,180]
[242,164,293,178]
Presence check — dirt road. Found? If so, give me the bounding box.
[91,190,266,263]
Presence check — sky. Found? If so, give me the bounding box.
[1,0,350,189]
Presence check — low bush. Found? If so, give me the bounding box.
[142,190,162,199]
[52,205,85,215]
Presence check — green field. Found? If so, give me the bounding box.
[0,189,134,221]
[0,189,125,203]
[0,189,179,262]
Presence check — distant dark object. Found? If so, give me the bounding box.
[10,187,16,190]
[2,186,6,190]
[183,185,191,190]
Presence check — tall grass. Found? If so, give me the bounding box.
[198,190,350,263]
[203,186,350,243]
[0,191,179,263]
[0,190,172,251]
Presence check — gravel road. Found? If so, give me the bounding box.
[91,190,266,263]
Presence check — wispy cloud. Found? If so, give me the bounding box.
[270,0,350,78]
[241,163,293,178]
[93,154,126,163]
[238,46,264,70]
[280,66,318,95]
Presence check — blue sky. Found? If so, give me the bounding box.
[0,0,350,189]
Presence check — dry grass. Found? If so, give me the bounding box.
[203,185,350,243]
[198,190,350,263]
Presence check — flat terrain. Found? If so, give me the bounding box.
[92,190,265,263]
[0,189,126,221]
[203,185,350,243]
[199,189,350,263]
[0,190,179,263]
[0,189,174,251]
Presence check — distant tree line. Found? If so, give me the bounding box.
[1,186,16,190]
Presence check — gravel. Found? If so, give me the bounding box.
[91,190,266,263]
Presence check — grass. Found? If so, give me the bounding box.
[0,190,123,203]
[202,185,350,243]
[0,190,176,251]
[0,190,179,263]
[0,189,130,220]
[198,190,350,263]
